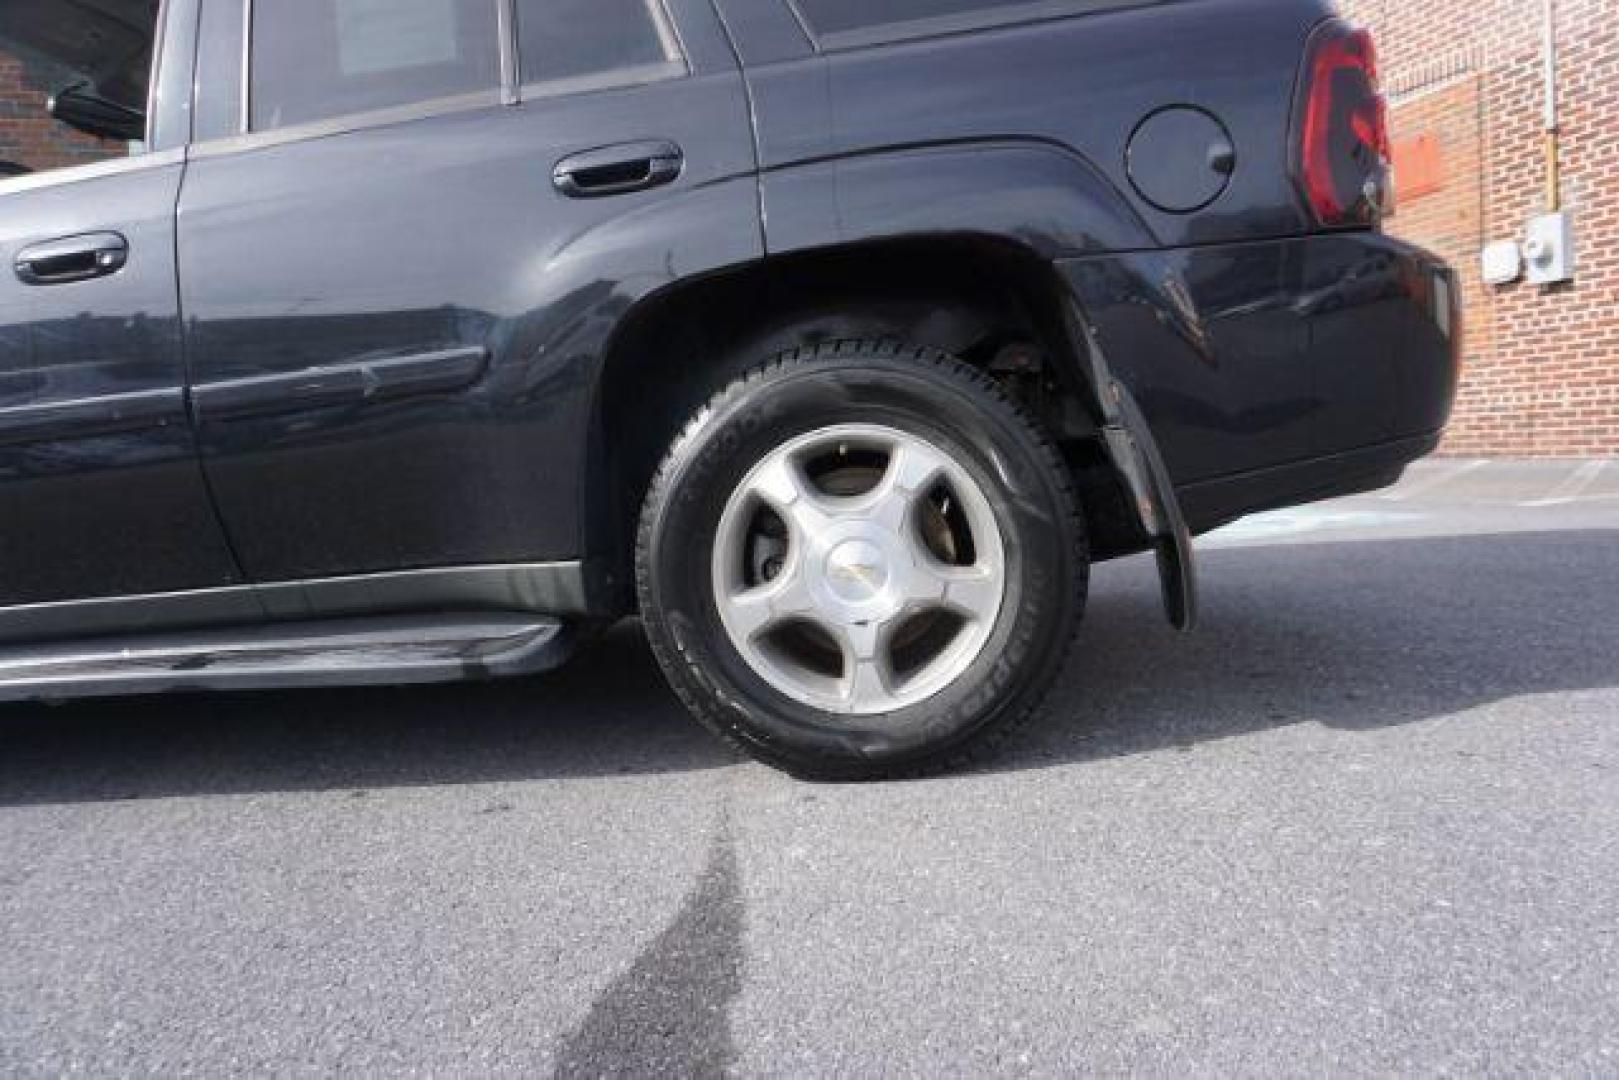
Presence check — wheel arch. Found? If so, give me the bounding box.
[589,226,1198,625]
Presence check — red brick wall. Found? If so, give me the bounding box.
[1340,0,1618,456]
[0,48,124,173]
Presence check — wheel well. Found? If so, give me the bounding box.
[590,236,1146,608]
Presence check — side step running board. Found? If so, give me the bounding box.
[0,615,573,703]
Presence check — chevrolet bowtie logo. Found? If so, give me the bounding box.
[831,562,884,587]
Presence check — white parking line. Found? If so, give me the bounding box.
[1204,508,1422,546]
[1521,460,1610,507]
[1380,459,1490,502]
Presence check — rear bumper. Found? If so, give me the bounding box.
[1176,431,1440,535]
[1058,231,1462,532]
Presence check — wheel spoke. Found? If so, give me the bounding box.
[839,619,883,663]
[887,438,951,496]
[834,620,899,712]
[899,551,1002,625]
[845,657,895,712]
[901,555,952,607]
[770,568,819,620]
[871,439,948,534]
[746,454,836,537]
[722,561,815,642]
[724,587,778,642]
[942,566,1003,624]
[746,453,809,510]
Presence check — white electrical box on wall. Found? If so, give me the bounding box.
[1481,240,1523,286]
[1524,211,1575,285]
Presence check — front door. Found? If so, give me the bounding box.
[176,0,761,586]
[0,155,242,625]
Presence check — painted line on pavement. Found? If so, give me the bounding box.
[1380,459,1490,503]
[1521,460,1610,507]
[1204,508,1424,546]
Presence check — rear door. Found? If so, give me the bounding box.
[177,0,759,588]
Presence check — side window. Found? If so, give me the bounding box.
[792,0,1158,46]
[250,0,501,132]
[515,0,684,90]
[0,12,155,180]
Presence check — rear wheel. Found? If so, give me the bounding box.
[636,341,1087,779]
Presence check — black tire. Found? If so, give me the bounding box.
[636,340,1087,780]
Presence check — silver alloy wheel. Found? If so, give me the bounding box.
[711,424,1007,716]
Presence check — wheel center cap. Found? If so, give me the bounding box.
[823,539,891,603]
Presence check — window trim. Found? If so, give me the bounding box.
[784,0,1161,53]
[192,89,504,159]
[496,0,518,104]
[239,0,251,134]
[145,0,172,146]
[0,147,187,198]
[512,0,689,104]
[516,58,688,103]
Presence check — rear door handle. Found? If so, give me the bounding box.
[14,232,128,286]
[553,141,683,199]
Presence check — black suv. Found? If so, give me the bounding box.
[0,0,1458,778]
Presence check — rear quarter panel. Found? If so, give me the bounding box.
[724,0,1336,250]
[716,0,1460,495]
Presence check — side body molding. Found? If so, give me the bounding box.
[191,346,489,421]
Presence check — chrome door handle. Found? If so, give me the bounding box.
[15,232,128,285]
[553,141,683,199]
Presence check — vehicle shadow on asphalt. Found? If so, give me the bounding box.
[0,620,731,806]
[0,529,1613,804]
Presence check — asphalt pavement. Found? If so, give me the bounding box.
[2,459,1616,1076]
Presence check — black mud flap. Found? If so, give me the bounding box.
[1069,306,1199,631]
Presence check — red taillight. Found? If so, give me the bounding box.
[1296,24,1391,227]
